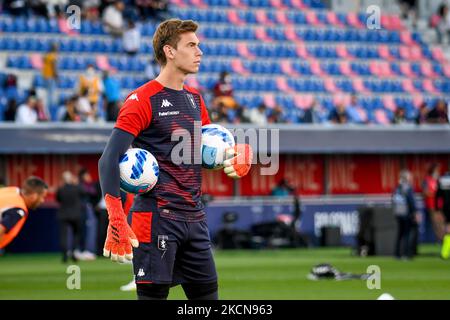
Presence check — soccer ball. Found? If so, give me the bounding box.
[119,148,159,194]
[201,124,235,170]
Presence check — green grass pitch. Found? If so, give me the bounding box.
[0,244,449,300]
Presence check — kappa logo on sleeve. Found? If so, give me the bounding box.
[127,93,139,102]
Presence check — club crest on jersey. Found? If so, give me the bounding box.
[186,93,197,109]
[158,235,168,251]
[161,99,173,108]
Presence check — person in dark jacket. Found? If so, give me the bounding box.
[56,171,84,263]
[392,170,420,259]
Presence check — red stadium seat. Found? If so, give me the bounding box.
[169,0,187,7]
[378,61,394,77]
[374,109,390,124]
[336,44,351,59]
[285,26,301,42]
[421,62,437,78]
[231,58,250,75]
[290,0,307,9]
[275,10,291,25]
[237,43,256,59]
[276,76,294,93]
[30,53,43,69]
[431,47,447,62]
[230,0,247,8]
[443,63,450,77]
[228,10,245,26]
[381,15,404,30]
[402,79,418,93]
[399,62,416,78]
[269,0,287,9]
[296,44,309,58]
[325,79,339,93]
[190,0,208,8]
[339,61,355,76]
[294,94,314,109]
[378,45,393,60]
[280,59,299,76]
[412,95,423,109]
[263,94,276,108]
[310,59,325,76]
[255,27,272,42]
[382,95,396,111]
[352,78,369,93]
[326,11,344,27]
[423,79,438,94]
[255,9,274,26]
[333,94,350,106]
[399,46,411,60]
[409,46,423,60]
[347,12,364,29]
[400,31,416,45]
[305,10,323,26]
[96,55,117,72]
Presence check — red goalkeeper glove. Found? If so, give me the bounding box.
[223,144,253,179]
[103,194,139,263]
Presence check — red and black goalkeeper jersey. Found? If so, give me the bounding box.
[115,80,211,222]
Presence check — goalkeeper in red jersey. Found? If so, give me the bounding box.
[98,19,252,300]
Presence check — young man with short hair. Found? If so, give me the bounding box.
[98,19,252,300]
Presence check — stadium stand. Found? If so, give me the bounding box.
[0,0,449,123]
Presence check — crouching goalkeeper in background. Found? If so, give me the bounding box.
[98,19,252,300]
[0,177,48,250]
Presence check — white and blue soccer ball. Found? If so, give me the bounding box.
[119,148,159,194]
[201,124,235,170]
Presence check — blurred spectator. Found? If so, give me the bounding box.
[78,168,99,260]
[136,0,169,21]
[15,96,38,124]
[145,57,159,81]
[346,95,367,124]
[122,20,141,55]
[46,0,69,19]
[398,0,418,28]
[42,43,59,118]
[82,0,101,22]
[56,171,83,263]
[233,104,249,124]
[415,102,429,124]
[427,99,449,124]
[422,163,441,242]
[76,88,96,122]
[59,96,80,122]
[4,73,17,89]
[5,0,28,16]
[271,179,295,196]
[328,103,350,124]
[268,105,285,124]
[78,64,103,115]
[209,101,229,123]
[302,99,325,124]
[430,4,448,44]
[391,170,420,260]
[3,99,18,122]
[392,107,409,124]
[36,98,49,121]
[213,71,237,109]
[102,0,125,37]
[102,70,121,121]
[247,103,268,126]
